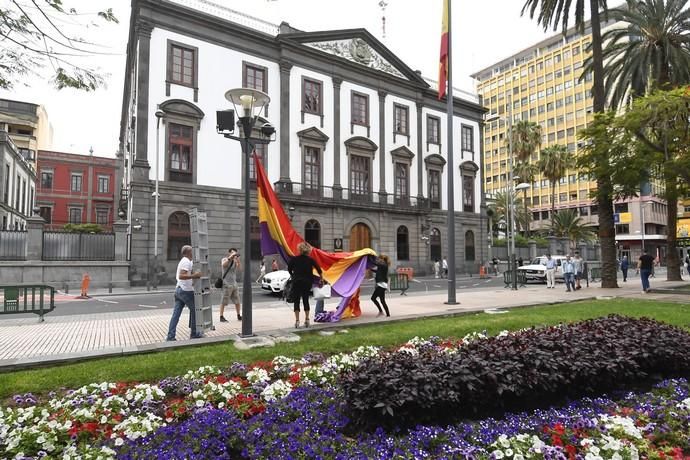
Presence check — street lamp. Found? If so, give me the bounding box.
[217,88,275,337]
[510,182,530,289]
[153,108,166,289]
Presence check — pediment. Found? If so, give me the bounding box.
[344,136,378,153]
[459,160,479,173]
[159,99,205,120]
[296,126,329,144]
[424,153,446,169]
[391,145,414,163]
[280,29,428,86]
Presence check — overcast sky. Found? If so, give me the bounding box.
[0,0,565,157]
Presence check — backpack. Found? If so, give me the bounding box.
[282,278,297,303]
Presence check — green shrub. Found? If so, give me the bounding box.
[62,223,104,233]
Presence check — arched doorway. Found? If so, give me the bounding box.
[430,227,442,261]
[167,211,190,260]
[349,223,371,251]
[304,219,321,249]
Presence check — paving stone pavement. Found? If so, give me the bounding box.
[0,279,688,369]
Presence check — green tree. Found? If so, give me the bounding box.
[513,161,540,237]
[589,0,690,280]
[538,145,569,231]
[522,0,619,288]
[550,208,597,251]
[487,190,532,239]
[508,120,542,162]
[0,1,118,90]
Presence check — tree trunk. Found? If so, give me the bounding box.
[665,167,681,281]
[550,183,556,232]
[589,1,618,288]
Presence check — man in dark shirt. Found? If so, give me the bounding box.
[638,249,655,293]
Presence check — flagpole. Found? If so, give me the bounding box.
[445,0,458,305]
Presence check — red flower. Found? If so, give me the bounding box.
[288,373,301,385]
[565,444,577,460]
[215,375,228,384]
[551,435,564,447]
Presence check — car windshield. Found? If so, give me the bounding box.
[532,258,545,265]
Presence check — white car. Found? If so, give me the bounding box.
[517,256,566,282]
[260,270,291,293]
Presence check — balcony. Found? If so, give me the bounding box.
[274,182,430,213]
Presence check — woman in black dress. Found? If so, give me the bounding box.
[370,255,391,317]
[287,242,322,328]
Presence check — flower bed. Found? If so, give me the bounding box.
[1,316,689,459]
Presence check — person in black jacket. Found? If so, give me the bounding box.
[287,242,322,328]
[370,254,391,317]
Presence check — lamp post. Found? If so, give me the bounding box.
[511,182,531,289]
[153,108,166,288]
[217,88,274,337]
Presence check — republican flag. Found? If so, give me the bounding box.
[438,0,449,100]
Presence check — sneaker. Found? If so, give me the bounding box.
[566,289,571,292]
[304,319,310,328]
[191,335,202,339]
[166,338,176,342]
[220,316,228,323]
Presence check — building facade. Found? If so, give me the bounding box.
[472,22,668,262]
[0,98,53,163]
[119,0,486,284]
[36,150,118,230]
[0,131,36,230]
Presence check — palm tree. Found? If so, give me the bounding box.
[508,120,543,163]
[522,0,619,289]
[550,208,597,251]
[513,161,540,236]
[538,145,569,230]
[589,0,690,281]
[488,190,532,240]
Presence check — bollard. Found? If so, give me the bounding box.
[108,282,113,294]
[78,273,91,299]
[63,283,69,294]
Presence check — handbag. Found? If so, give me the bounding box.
[312,284,331,300]
[214,259,234,289]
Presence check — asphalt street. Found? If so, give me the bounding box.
[24,275,505,317]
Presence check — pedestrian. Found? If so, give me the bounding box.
[219,248,241,322]
[685,256,690,277]
[492,257,499,275]
[442,257,448,278]
[545,253,556,289]
[620,255,629,282]
[573,252,584,290]
[518,256,524,267]
[166,245,202,341]
[638,249,655,293]
[272,258,279,272]
[562,254,576,292]
[371,254,391,317]
[434,259,440,279]
[287,242,322,328]
[256,259,266,284]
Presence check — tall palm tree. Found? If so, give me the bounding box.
[588,0,690,281]
[513,161,540,236]
[538,145,569,230]
[550,208,597,251]
[522,0,619,288]
[508,120,543,163]
[488,190,532,240]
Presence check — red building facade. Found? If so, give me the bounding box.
[36,150,118,230]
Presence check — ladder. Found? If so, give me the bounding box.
[189,208,214,335]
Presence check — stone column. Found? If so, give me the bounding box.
[528,239,537,260]
[25,215,45,261]
[559,237,570,255]
[113,220,129,261]
[132,21,153,181]
[547,235,559,255]
[277,59,293,191]
[332,77,342,199]
[416,102,423,200]
[578,242,588,261]
[378,90,387,196]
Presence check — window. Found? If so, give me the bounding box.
[463,175,474,212]
[351,92,369,126]
[250,216,261,260]
[429,170,441,209]
[304,219,321,249]
[579,206,589,216]
[465,230,475,261]
[542,210,550,220]
[169,123,193,183]
[3,165,9,204]
[396,226,409,261]
[394,103,409,135]
[615,224,630,234]
[243,62,267,92]
[350,154,371,199]
[21,179,26,214]
[40,171,53,189]
[96,209,109,225]
[167,211,191,260]
[39,206,52,224]
[302,78,322,115]
[250,143,267,182]
[97,175,110,193]
[68,207,82,224]
[430,228,442,261]
[303,146,321,195]
[394,163,409,199]
[461,125,474,152]
[71,174,82,192]
[427,115,440,144]
[614,203,629,213]
[533,211,541,221]
[168,43,196,86]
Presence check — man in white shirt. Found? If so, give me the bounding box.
[166,245,202,341]
[442,258,448,278]
[545,254,557,289]
[562,254,576,292]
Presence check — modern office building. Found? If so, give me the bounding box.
[0,98,53,164]
[118,0,486,285]
[36,150,118,230]
[472,22,668,262]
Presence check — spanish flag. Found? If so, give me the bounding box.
[438,0,449,100]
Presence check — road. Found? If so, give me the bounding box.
[25,275,506,317]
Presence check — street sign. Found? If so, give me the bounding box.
[619,212,632,224]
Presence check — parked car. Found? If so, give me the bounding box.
[260,270,291,293]
[517,255,566,283]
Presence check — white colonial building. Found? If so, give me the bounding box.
[119,0,487,284]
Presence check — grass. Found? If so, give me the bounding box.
[0,298,688,400]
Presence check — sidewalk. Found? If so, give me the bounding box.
[0,279,687,370]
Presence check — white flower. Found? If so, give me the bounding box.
[499,434,511,448]
[678,397,690,411]
[492,449,505,459]
[261,380,293,402]
[246,368,270,384]
[505,448,514,457]
[114,437,124,447]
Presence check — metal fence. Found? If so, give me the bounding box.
[0,230,27,260]
[42,231,115,261]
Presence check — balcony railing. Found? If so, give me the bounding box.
[274,182,430,211]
